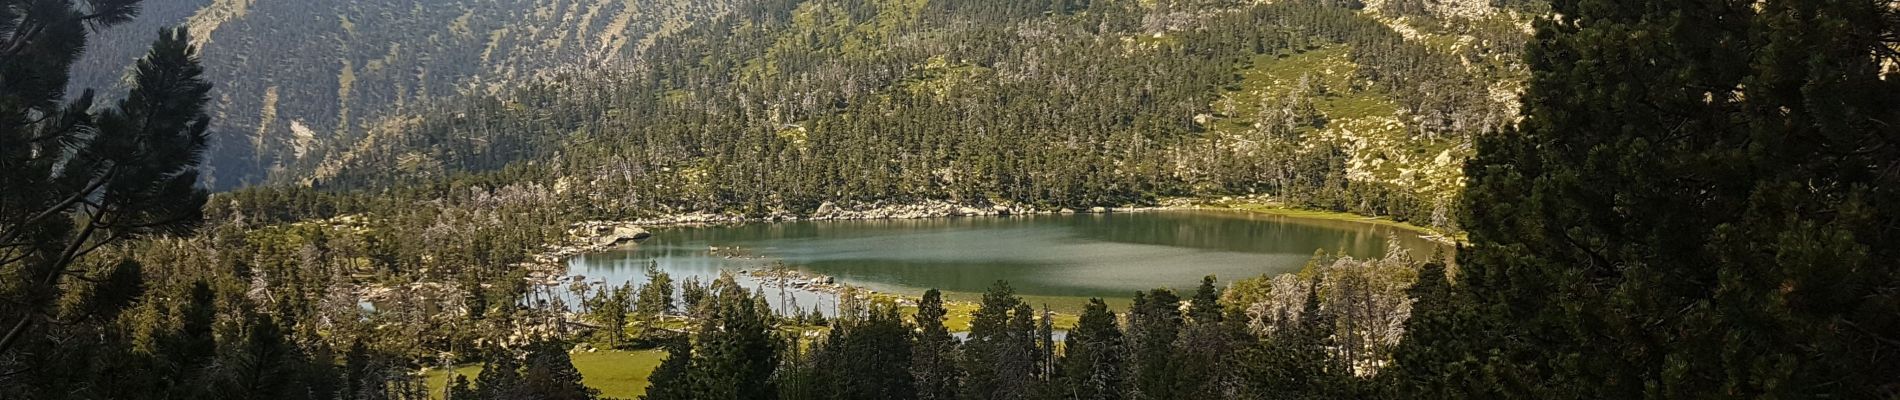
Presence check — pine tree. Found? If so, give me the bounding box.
[961,281,1032,400]
[1433,0,1900,393]
[1124,289,1180,400]
[1236,281,1341,400]
[687,282,781,400]
[818,301,916,400]
[460,272,489,321]
[911,289,961,400]
[1059,298,1124,400]
[167,280,221,380]
[1291,282,1341,393]
[521,342,597,400]
[587,283,634,349]
[1174,276,1242,398]
[1,5,214,370]
[1187,276,1223,324]
[635,262,675,317]
[474,349,525,400]
[215,313,309,400]
[448,375,477,400]
[640,337,693,400]
[343,339,374,399]
[1002,303,1041,396]
[1381,261,1470,399]
[1036,305,1055,378]
[680,277,709,318]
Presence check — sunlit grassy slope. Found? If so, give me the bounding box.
[423,349,667,400]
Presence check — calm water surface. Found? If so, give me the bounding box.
[566,210,1442,312]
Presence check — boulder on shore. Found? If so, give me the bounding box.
[595,226,653,247]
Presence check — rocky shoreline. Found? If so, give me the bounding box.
[525,195,1460,269]
[358,195,1447,313]
[612,198,1193,227]
[525,200,1183,271]
[356,201,1198,329]
[732,265,917,309]
[360,196,1452,337]
[509,200,1189,307]
[513,196,1452,301]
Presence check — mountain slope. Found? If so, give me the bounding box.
[69,0,738,189]
[288,0,1532,230]
[66,0,209,97]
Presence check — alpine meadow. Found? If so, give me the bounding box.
[2,0,1896,398]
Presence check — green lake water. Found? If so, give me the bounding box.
[565,209,1443,312]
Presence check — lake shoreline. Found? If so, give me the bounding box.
[534,197,1451,316]
[423,196,1448,359]
[347,196,1447,321]
[529,199,1191,276]
[530,196,1458,282]
[1196,200,1462,244]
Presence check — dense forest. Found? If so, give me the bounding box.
[284,0,1530,231]
[69,0,1536,229]
[4,0,1898,398]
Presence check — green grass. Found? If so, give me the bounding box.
[1210,47,1400,135]
[886,293,1081,332]
[423,349,668,400]
[1207,46,1471,211]
[1219,201,1466,243]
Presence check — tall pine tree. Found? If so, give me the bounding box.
[961,281,1034,400]
[1174,276,1243,398]
[814,301,916,400]
[686,278,781,400]
[911,289,961,400]
[1124,289,1181,400]
[640,337,693,400]
[521,342,597,400]
[1,6,213,374]
[1059,298,1124,400]
[473,348,525,400]
[1381,261,1474,399]
[1430,0,1900,394]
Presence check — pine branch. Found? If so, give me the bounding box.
[0,169,115,248]
[0,190,110,356]
[0,21,44,58]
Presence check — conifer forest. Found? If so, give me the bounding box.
[2,0,1896,398]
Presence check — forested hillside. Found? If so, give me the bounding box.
[289,0,1536,231]
[72,0,737,189]
[6,0,1539,395]
[10,0,1899,397]
[63,0,205,93]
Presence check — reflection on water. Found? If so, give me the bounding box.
[567,210,1444,313]
[565,244,845,316]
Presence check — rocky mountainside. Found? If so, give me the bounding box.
[252,0,1540,230]
[73,0,1540,230]
[69,0,738,188]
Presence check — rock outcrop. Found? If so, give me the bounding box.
[594,226,653,247]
